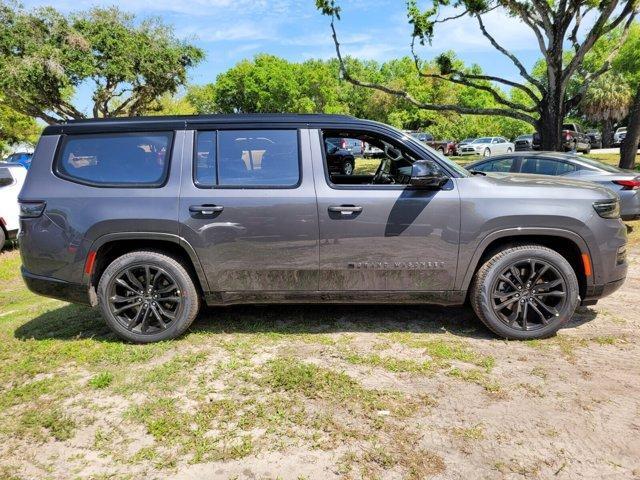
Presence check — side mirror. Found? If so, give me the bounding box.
[409,160,448,189]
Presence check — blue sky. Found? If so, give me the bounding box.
[21,0,545,114]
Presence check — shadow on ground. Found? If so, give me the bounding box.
[14,301,600,343]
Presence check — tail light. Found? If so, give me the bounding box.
[613,179,640,190]
[19,201,46,218]
[565,132,573,140]
[0,217,5,227]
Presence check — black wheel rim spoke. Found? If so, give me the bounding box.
[490,257,567,332]
[108,264,182,335]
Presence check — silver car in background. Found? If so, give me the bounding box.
[458,136,514,156]
[465,151,640,220]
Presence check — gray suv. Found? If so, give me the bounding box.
[19,115,628,343]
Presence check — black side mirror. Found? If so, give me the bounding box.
[410,160,448,189]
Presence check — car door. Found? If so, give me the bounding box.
[311,127,460,292]
[179,127,319,295]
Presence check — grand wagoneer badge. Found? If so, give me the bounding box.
[348,261,446,269]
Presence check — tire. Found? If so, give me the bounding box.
[438,147,446,156]
[97,251,200,343]
[469,245,579,340]
[0,228,5,252]
[483,148,491,157]
[506,147,513,153]
[584,143,591,154]
[342,159,354,175]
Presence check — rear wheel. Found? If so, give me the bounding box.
[97,251,200,343]
[470,245,579,340]
[342,159,354,175]
[0,228,5,252]
[483,148,491,157]
[506,147,513,153]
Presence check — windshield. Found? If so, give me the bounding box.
[473,137,492,143]
[516,135,532,140]
[617,128,627,133]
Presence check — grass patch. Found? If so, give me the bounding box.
[447,367,502,394]
[343,352,433,374]
[88,372,113,389]
[18,407,76,441]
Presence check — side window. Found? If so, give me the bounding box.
[218,130,299,187]
[474,158,514,172]
[56,132,172,187]
[521,158,566,175]
[0,168,14,187]
[556,162,577,175]
[322,129,430,186]
[194,131,217,187]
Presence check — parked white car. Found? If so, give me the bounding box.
[458,136,515,156]
[0,163,27,250]
[614,127,627,146]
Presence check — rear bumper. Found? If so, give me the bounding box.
[22,268,93,306]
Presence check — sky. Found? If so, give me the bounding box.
[20,0,548,114]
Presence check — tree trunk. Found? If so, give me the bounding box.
[620,88,640,170]
[537,101,565,151]
[602,118,614,148]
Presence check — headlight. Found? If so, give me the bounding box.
[593,199,620,219]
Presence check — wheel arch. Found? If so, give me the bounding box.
[460,228,592,300]
[86,233,210,304]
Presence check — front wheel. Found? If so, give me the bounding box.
[584,143,591,154]
[483,148,491,157]
[470,245,579,340]
[97,251,200,343]
[506,147,513,153]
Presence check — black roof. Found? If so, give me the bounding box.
[42,113,376,135]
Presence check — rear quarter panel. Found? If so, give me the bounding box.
[19,132,185,284]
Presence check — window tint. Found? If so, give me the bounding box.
[0,168,14,187]
[474,158,514,172]
[195,131,217,187]
[521,158,576,175]
[216,130,299,187]
[57,133,172,186]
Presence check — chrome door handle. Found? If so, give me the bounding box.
[189,205,224,215]
[328,205,363,215]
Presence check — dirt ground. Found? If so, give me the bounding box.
[0,246,639,480]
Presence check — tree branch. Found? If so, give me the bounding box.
[328,16,537,125]
[475,13,546,93]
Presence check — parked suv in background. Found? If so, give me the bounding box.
[20,114,627,343]
[514,134,534,151]
[534,123,591,153]
[409,131,457,156]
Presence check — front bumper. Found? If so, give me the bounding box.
[581,278,626,306]
[22,268,93,306]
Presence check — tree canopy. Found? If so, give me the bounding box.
[0,2,204,124]
[317,0,639,150]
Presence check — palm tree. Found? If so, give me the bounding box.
[581,73,633,147]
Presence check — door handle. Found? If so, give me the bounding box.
[189,204,224,215]
[328,205,363,215]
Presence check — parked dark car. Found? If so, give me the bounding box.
[465,151,640,220]
[514,134,534,151]
[586,130,603,150]
[533,123,591,153]
[19,114,627,343]
[325,138,357,175]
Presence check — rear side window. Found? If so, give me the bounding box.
[194,129,300,188]
[473,158,515,173]
[0,168,14,187]
[56,132,173,187]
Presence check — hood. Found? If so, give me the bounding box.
[470,172,618,200]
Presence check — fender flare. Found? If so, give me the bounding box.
[85,232,210,293]
[458,227,594,291]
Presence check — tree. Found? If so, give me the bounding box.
[0,3,204,124]
[0,96,40,153]
[316,0,638,150]
[580,73,633,147]
[613,23,640,168]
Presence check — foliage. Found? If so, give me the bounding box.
[188,54,530,140]
[0,96,40,153]
[317,0,639,150]
[0,2,204,124]
[580,73,632,123]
